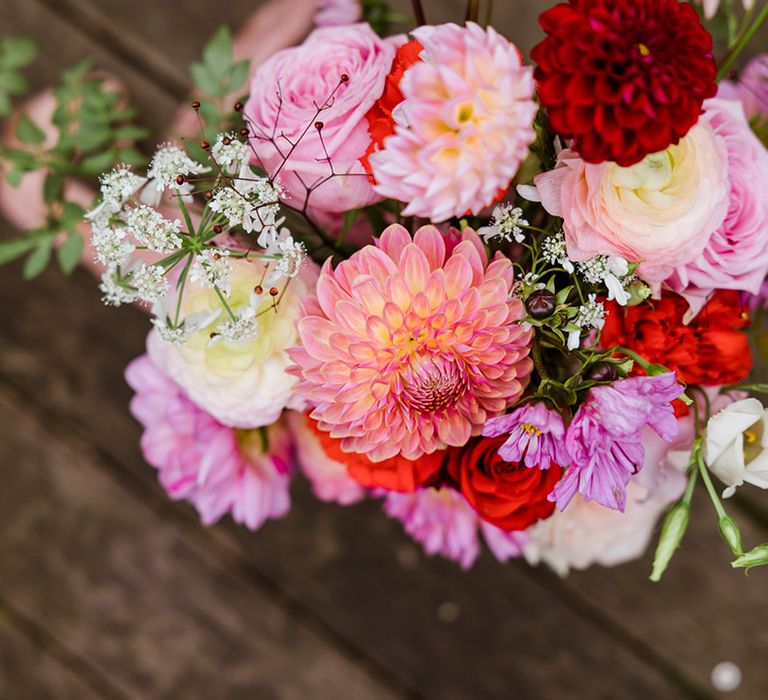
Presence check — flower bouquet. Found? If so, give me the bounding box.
[2,0,768,579]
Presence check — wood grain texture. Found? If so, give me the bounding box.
[0,386,405,700]
[0,236,695,700]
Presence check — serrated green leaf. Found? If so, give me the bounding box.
[116,147,146,167]
[2,37,38,68]
[23,238,52,279]
[16,113,45,144]
[203,26,234,75]
[0,91,11,117]
[0,236,39,265]
[56,232,84,274]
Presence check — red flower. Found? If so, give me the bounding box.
[531,0,716,166]
[361,38,423,174]
[601,291,752,386]
[309,418,442,492]
[446,436,562,531]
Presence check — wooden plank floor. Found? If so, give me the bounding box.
[1,1,767,698]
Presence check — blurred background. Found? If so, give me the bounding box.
[0,1,767,698]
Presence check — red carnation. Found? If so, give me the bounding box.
[446,436,562,531]
[309,418,443,492]
[601,291,752,386]
[531,0,717,166]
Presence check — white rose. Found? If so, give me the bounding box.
[704,398,768,498]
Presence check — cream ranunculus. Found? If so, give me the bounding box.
[148,258,319,429]
[704,398,768,497]
[535,118,730,285]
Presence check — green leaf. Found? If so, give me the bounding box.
[23,238,53,279]
[43,172,65,204]
[227,60,250,94]
[5,169,23,188]
[0,91,11,117]
[16,113,45,144]
[190,62,222,97]
[0,71,28,94]
[0,237,39,265]
[60,201,86,229]
[114,125,149,141]
[79,151,117,176]
[203,26,234,76]
[56,232,84,274]
[1,37,38,68]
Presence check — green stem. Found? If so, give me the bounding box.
[697,450,728,519]
[214,286,237,322]
[175,188,196,235]
[717,1,768,81]
[173,253,194,326]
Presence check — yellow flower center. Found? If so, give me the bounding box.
[521,422,542,437]
[637,43,651,57]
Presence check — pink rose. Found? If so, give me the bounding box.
[244,24,396,213]
[536,118,729,285]
[666,99,768,313]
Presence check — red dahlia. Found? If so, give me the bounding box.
[601,291,752,387]
[446,436,562,531]
[531,0,717,166]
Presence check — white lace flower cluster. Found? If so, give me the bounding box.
[567,294,606,351]
[478,204,529,244]
[86,139,307,346]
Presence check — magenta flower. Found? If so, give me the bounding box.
[384,487,527,569]
[551,373,683,513]
[126,354,292,530]
[483,402,569,469]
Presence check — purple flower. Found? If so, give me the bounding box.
[483,402,569,469]
[551,373,683,512]
[384,487,527,570]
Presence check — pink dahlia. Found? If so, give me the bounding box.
[287,410,366,505]
[288,224,534,461]
[368,22,537,222]
[126,354,292,530]
[384,487,528,570]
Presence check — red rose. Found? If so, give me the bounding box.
[361,38,423,174]
[446,436,562,531]
[309,418,442,492]
[601,290,752,386]
[531,0,716,166]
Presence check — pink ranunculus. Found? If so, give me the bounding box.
[369,22,537,222]
[126,354,292,530]
[535,117,730,285]
[286,410,366,505]
[718,54,768,118]
[384,487,527,570]
[315,0,361,26]
[243,24,396,213]
[666,99,768,312]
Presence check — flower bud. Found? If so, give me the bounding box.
[526,289,557,319]
[625,279,651,306]
[731,544,768,570]
[586,362,618,383]
[718,516,743,556]
[650,501,690,582]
